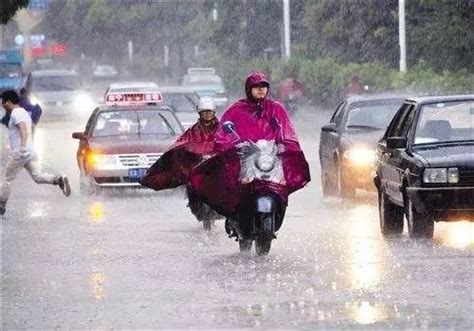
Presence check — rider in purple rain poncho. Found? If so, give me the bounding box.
[189,72,310,225]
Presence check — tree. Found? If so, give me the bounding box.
[0,0,30,25]
[302,0,399,66]
[406,0,474,72]
[39,0,209,81]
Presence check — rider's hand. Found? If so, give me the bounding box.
[236,141,257,158]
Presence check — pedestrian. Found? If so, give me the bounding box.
[344,73,365,97]
[1,87,42,136]
[0,90,71,216]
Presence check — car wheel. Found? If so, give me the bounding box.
[406,199,434,239]
[337,163,356,199]
[378,189,404,236]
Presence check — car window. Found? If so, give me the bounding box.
[392,104,415,137]
[162,93,197,113]
[182,74,223,86]
[0,64,22,77]
[32,75,82,91]
[92,110,179,137]
[345,99,403,130]
[414,100,474,144]
[330,101,346,126]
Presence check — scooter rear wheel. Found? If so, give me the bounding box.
[202,219,213,230]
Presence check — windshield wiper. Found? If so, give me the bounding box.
[346,124,382,130]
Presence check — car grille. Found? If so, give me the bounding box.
[459,167,474,186]
[118,153,163,168]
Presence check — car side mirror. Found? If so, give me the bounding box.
[72,132,85,140]
[386,137,406,149]
[321,123,337,133]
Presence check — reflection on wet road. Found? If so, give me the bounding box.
[1,109,472,329]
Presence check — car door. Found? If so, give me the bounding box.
[380,103,416,204]
[320,101,346,168]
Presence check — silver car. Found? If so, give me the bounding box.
[25,69,95,119]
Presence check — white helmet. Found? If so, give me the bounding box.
[197,96,216,112]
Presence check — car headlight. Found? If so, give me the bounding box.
[423,167,459,183]
[87,153,117,168]
[74,94,95,110]
[255,154,275,172]
[343,147,376,166]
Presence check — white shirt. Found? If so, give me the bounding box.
[8,106,34,153]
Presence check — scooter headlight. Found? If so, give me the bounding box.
[255,154,275,172]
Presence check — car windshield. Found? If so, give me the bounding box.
[92,109,181,137]
[414,100,474,144]
[162,93,197,112]
[182,74,222,86]
[345,99,403,130]
[32,75,82,91]
[0,64,22,77]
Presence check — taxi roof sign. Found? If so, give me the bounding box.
[105,92,163,106]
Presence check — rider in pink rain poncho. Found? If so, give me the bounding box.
[189,72,310,224]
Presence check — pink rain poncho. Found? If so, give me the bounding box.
[189,72,310,217]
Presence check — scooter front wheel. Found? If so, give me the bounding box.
[255,215,274,255]
[239,239,253,253]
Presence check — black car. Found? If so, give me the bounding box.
[319,95,405,198]
[374,95,474,239]
[158,86,200,129]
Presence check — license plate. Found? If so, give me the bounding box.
[128,168,148,179]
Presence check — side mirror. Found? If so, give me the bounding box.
[72,132,85,140]
[386,137,406,149]
[222,121,236,134]
[321,123,337,133]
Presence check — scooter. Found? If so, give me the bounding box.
[222,121,286,255]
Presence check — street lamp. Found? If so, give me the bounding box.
[399,0,407,72]
[283,0,290,60]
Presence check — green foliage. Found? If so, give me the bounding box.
[302,0,399,66]
[390,66,474,95]
[209,55,474,107]
[0,0,29,24]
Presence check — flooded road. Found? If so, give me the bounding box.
[1,105,473,329]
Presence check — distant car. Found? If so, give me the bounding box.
[158,86,200,129]
[24,69,95,119]
[374,95,474,239]
[181,67,228,109]
[104,81,159,102]
[93,64,119,80]
[72,92,184,194]
[319,95,406,198]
